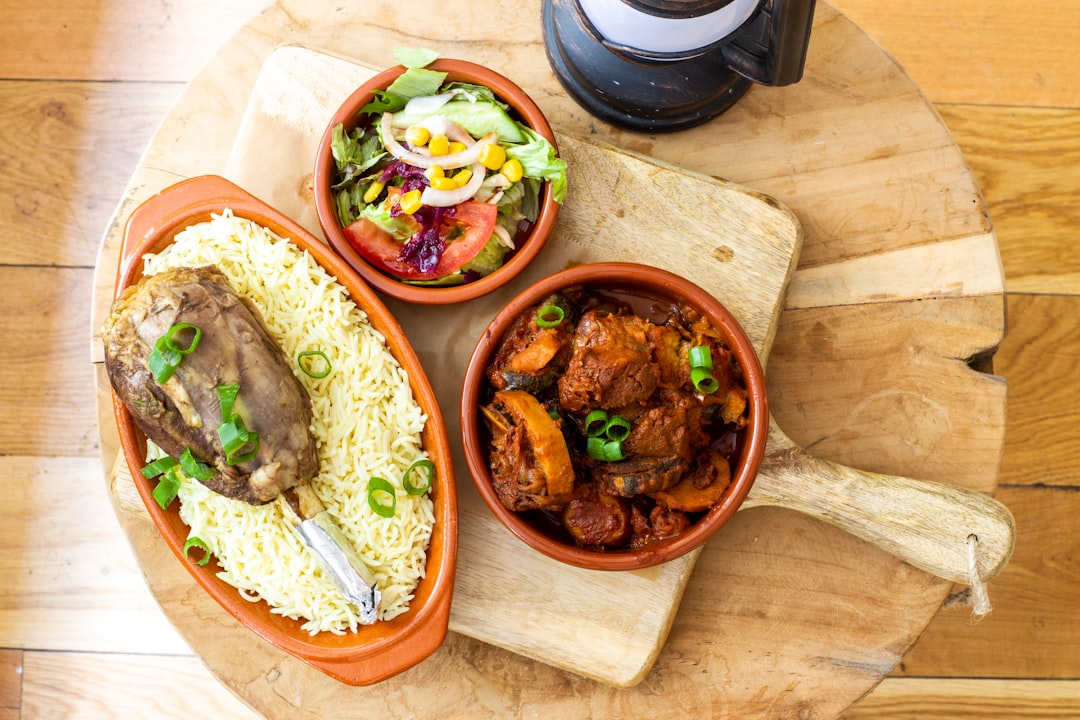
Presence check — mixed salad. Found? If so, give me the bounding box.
[330,49,567,286]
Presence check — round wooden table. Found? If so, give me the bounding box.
[91,1,1008,717]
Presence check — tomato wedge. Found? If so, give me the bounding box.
[343,201,498,280]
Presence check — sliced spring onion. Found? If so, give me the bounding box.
[165,322,202,355]
[603,440,626,462]
[367,476,397,518]
[691,366,720,394]
[217,416,260,465]
[402,458,435,495]
[601,415,632,442]
[586,436,625,462]
[152,467,181,510]
[217,384,239,421]
[141,455,178,479]
[183,536,212,566]
[584,409,631,443]
[688,344,713,370]
[584,409,608,437]
[535,304,565,328]
[147,323,202,384]
[148,337,182,383]
[179,447,213,481]
[297,350,332,379]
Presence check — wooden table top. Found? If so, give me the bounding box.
[3,0,1079,718]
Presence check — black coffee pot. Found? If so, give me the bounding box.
[543,0,817,132]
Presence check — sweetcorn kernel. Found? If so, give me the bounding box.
[362,180,385,204]
[404,125,431,146]
[478,143,506,170]
[453,167,474,187]
[500,158,524,183]
[428,134,450,155]
[429,176,458,191]
[399,189,423,214]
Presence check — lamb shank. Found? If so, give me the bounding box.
[103,264,317,506]
[102,264,379,620]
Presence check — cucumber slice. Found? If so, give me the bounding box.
[403,272,468,287]
[392,99,526,144]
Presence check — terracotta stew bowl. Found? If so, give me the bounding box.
[460,262,768,571]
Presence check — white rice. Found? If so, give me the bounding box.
[142,209,435,634]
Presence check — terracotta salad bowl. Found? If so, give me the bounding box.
[314,56,564,305]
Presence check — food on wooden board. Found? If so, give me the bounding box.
[103,211,437,633]
[480,285,749,550]
[328,48,566,286]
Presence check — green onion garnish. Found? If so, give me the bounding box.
[586,436,626,462]
[402,459,435,495]
[179,447,213,481]
[584,409,608,437]
[151,467,181,510]
[165,322,202,355]
[535,304,565,328]
[691,366,720,394]
[601,415,632,442]
[298,350,332,379]
[147,323,202,383]
[584,409,631,443]
[688,344,713,370]
[141,455,178,479]
[367,476,397,518]
[148,336,182,383]
[217,416,260,464]
[217,384,239,422]
[183,536,212,566]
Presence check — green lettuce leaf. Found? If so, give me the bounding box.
[462,236,510,276]
[385,67,448,100]
[357,200,417,240]
[507,127,568,203]
[395,47,439,69]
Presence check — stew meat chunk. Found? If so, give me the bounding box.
[481,289,749,550]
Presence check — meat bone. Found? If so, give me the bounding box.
[278,482,381,623]
[743,419,1015,586]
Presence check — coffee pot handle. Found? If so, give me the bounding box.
[723,0,817,86]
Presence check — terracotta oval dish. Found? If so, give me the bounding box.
[460,263,768,571]
[313,58,562,305]
[108,175,458,685]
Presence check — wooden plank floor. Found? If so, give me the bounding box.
[1,0,1076,717]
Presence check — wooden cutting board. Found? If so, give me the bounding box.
[89,3,1012,716]
[102,46,801,687]
[100,43,1014,691]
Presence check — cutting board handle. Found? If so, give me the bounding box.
[743,421,1016,588]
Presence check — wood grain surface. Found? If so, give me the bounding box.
[90,2,1009,716]
[1,0,1076,718]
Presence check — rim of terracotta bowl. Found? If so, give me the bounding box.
[460,262,769,571]
[110,174,458,685]
[313,59,561,305]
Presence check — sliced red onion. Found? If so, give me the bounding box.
[380,112,496,170]
[414,115,474,145]
[420,162,486,207]
[491,223,515,249]
[473,173,512,203]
